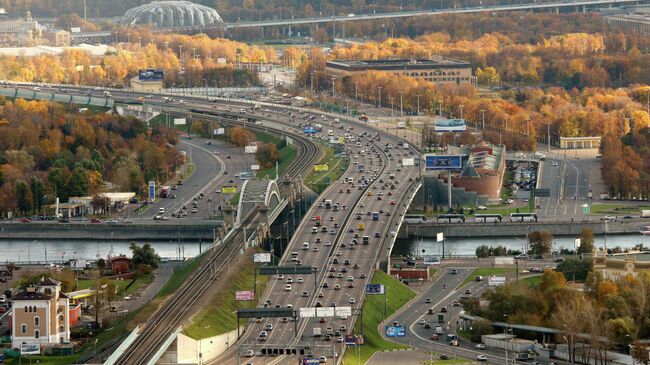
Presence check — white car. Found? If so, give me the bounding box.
[477,355,488,361]
[477,205,487,210]
[285,284,292,291]
[475,343,487,349]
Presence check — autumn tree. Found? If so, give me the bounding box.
[577,228,595,255]
[528,230,553,256]
[255,143,280,168]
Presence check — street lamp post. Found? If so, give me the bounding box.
[378,86,382,108]
[399,91,404,116]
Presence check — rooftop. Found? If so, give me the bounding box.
[326,57,470,71]
[448,143,505,176]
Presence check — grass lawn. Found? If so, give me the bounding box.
[429,268,438,277]
[342,270,416,365]
[521,275,542,288]
[75,274,154,297]
[460,268,515,286]
[589,204,650,215]
[183,249,271,339]
[158,254,208,297]
[257,144,297,180]
[305,143,349,193]
[4,355,80,365]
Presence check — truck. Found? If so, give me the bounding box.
[313,327,322,337]
[253,103,261,109]
[357,164,365,173]
[403,143,409,149]
[397,121,406,129]
[315,216,322,226]
[437,313,445,323]
[159,186,171,198]
[327,130,334,137]
[642,210,650,218]
[324,200,332,209]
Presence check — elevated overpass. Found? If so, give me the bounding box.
[148,0,647,32]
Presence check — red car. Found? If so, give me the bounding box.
[389,200,396,205]
[19,218,31,223]
[90,218,102,223]
[0,306,7,313]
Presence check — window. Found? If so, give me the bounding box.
[24,306,27,312]
[44,288,52,295]
[34,317,39,326]
[21,324,26,334]
[34,330,40,339]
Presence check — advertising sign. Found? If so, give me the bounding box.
[148,180,156,202]
[434,118,467,132]
[216,128,225,135]
[574,238,581,249]
[235,290,254,301]
[222,186,237,194]
[251,164,260,171]
[425,155,463,170]
[488,276,507,286]
[365,284,385,295]
[385,326,406,337]
[244,145,258,154]
[20,343,40,355]
[299,307,316,318]
[302,358,320,365]
[314,164,329,172]
[173,118,187,125]
[138,69,164,81]
[253,253,271,263]
[70,27,81,33]
[423,256,441,265]
[397,121,406,129]
[436,232,444,242]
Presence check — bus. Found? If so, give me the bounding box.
[436,214,465,223]
[509,213,538,222]
[474,214,503,223]
[404,215,427,224]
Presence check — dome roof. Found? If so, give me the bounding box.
[120,1,223,28]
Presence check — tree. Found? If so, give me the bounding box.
[69,167,89,197]
[528,230,553,256]
[312,28,330,44]
[255,143,280,168]
[228,127,254,147]
[577,227,595,255]
[475,245,490,258]
[91,194,110,215]
[15,180,33,216]
[556,257,593,282]
[129,242,160,270]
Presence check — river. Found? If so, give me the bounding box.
[394,233,650,257]
[0,240,204,263]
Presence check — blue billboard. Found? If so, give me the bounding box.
[138,69,164,81]
[365,284,385,295]
[148,180,156,202]
[385,325,406,337]
[425,155,463,170]
[434,118,467,132]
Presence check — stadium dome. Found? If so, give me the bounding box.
[120,1,223,28]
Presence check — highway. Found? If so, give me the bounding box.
[148,0,646,31]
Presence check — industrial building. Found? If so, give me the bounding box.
[326,57,476,86]
[603,5,650,34]
[0,10,40,46]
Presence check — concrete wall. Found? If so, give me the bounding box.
[176,328,242,364]
[398,221,640,238]
[414,176,488,209]
[0,222,221,242]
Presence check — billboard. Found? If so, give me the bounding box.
[385,326,406,337]
[365,284,385,295]
[397,121,406,129]
[173,118,187,125]
[148,180,156,202]
[314,164,329,172]
[436,232,444,242]
[425,155,463,170]
[213,128,225,135]
[236,290,254,301]
[299,307,335,318]
[434,118,467,132]
[488,276,507,286]
[253,253,271,263]
[302,358,321,365]
[423,256,441,265]
[251,164,260,171]
[138,68,164,81]
[222,186,237,194]
[245,145,258,154]
[70,27,81,33]
[20,343,40,355]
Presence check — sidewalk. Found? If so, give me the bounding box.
[117,261,181,312]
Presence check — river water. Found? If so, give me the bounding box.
[0,240,203,263]
[393,233,650,257]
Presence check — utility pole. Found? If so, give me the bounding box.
[459,104,464,119]
[399,91,404,116]
[547,122,551,152]
[354,82,358,101]
[310,71,314,93]
[330,76,336,96]
[416,94,421,115]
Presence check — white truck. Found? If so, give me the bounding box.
[397,121,406,129]
[403,143,409,149]
[313,327,322,337]
[642,210,650,218]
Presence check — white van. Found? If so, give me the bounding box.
[302,242,310,250]
[158,208,165,214]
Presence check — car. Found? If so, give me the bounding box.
[323,282,329,288]
[431,334,439,340]
[424,323,431,329]
[465,289,472,294]
[475,344,487,349]
[477,205,487,210]
[360,273,366,279]
[440,306,448,313]
[425,298,432,303]
[334,284,341,290]
[90,218,102,223]
[419,319,426,325]
[476,355,488,361]
[287,277,293,283]
[277,274,284,280]
[349,298,356,304]
[285,284,292,291]
[20,218,31,223]
[623,215,634,219]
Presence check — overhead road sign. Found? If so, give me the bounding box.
[173,118,187,125]
[434,118,467,132]
[259,266,314,275]
[488,276,507,286]
[425,155,463,170]
[238,308,295,319]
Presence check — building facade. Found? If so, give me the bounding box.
[11,278,70,349]
[0,11,40,46]
[326,57,475,86]
[43,29,71,47]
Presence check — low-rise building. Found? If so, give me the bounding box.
[326,57,475,86]
[593,252,650,280]
[11,277,70,349]
[109,255,132,275]
[0,11,40,46]
[43,29,70,47]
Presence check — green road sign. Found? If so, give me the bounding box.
[238,308,295,319]
[259,266,314,275]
